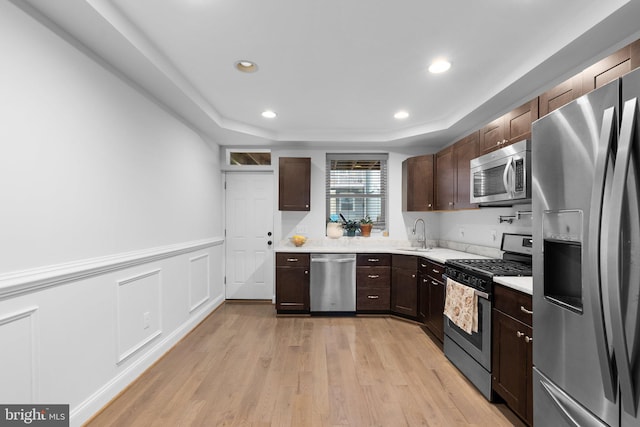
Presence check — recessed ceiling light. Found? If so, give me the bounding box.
[261,110,277,119]
[428,59,451,74]
[394,111,409,120]
[235,60,258,73]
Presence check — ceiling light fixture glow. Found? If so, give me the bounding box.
[394,111,409,119]
[235,60,258,73]
[428,59,451,74]
[261,110,277,119]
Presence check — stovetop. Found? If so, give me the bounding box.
[445,258,532,277]
[443,233,532,294]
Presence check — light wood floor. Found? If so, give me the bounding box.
[86,302,525,426]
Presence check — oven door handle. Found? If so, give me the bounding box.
[444,275,489,300]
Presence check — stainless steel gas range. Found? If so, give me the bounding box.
[443,233,532,400]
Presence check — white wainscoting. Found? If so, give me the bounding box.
[116,269,162,364]
[0,306,38,403]
[0,237,224,427]
[189,253,210,313]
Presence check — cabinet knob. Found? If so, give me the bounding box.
[449,202,454,206]
[428,203,432,208]
[305,204,309,208]
[304,270,309,275]
[411,274,416,278]
[525,336,533,343]
[496,141,501,146]
[516,331,524,338]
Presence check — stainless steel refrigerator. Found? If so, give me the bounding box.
[532,67,640,426]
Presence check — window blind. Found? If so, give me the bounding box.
[326,153,388,229]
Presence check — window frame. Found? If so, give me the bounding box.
[325,153,388,231]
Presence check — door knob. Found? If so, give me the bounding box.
[267,232,272,236]
[267,241,272,246]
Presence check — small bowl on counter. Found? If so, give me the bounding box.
[289,235,307,247]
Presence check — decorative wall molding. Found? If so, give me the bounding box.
[116,269,162,364]
[0,237,224,300]
[188,253,210,313]
[0,306,39,402]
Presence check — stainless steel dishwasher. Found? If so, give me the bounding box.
[310,253,356,313]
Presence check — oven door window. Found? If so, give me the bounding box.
[447,301,484,349]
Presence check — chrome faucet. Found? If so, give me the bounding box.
[412,218,427,249]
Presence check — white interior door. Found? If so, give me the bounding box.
[224,172,274,300]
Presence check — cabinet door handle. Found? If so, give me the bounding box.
[525,336,533,343]
[368,258,380,262]
[431,280,439,286]
[432,269,440,274]
[287,258,298,262]
[423,278,429,283]
[421,263,427,268]
[367,295,380,299]
[520,306,533,315]
[516,331,524,338]
[368,275,380,279]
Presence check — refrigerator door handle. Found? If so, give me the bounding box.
[587,106,617,401]
[606,97,638,416]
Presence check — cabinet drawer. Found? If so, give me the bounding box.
[357,254,391,266]
[276,253,310,267]
[493,284,532,326]
[419,259,444,279]
[357,287,391,311]
[392,254,417,270]
[356,267,390,288]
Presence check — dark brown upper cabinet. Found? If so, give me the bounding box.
[582,40,640,92]
[402,154,434,212]
[278,157,311,211]
[434,131,479,211]
[435,146,454,211]
[539,75,583,117]
[479,99,539,155]
[452,131,479,210]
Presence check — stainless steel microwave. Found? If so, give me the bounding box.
[470,139,531,205]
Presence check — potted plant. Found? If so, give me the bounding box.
[359,216,373,237]
[326,217,343,239]
[343,219,360,237]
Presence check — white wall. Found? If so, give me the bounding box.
[438,204,533,248]
[0,2,224,426]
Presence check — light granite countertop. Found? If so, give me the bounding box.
[493,276,533,295]
[276,238,532,294]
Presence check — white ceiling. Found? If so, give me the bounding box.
[17,0,640,149]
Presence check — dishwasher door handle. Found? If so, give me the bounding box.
[312,258,355,263]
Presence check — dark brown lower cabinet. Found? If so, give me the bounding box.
[275,253,310,313]
[492,285,533,426]
[356,255,391,312]
[418,259,445,342]
[391,255,418,318]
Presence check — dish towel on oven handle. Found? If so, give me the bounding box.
[443,278,478,334]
